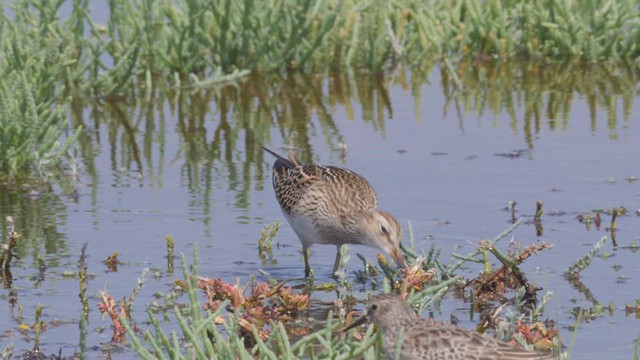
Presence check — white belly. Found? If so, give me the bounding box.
[284,212,332,248]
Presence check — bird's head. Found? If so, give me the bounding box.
[360,210,406,267]
[343,294,416,333]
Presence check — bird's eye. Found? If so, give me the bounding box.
[371,304,378,311]
[380,225,388,235]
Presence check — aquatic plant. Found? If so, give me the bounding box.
[122,246,384,359]
[2,0,639,181]
[0,38,80,181]
[0,216,19,270]
[192,276,310,341]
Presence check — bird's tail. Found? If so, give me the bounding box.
[262,146,299,168]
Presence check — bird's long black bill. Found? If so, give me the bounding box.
[342,315,369,332]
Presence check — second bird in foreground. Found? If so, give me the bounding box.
[263,147,406,277]
[344,294,554,360]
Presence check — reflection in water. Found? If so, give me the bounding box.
[2,61,637,272]
[0,61,638,357]
[445,60,637,147]
[72,61,640,201]
[0,188,69,268]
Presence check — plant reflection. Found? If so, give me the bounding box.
[67,62,639,212]
[443,60,637,147]
[1,61,637,274]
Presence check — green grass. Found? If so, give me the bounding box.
[4,0,640,91]
[0,26,80,180]
[122,246,386,360]
[113,218,571,359]
[1,0,639,180]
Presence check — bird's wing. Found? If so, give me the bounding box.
[399,324,554,360]
[318,166,378,210]
[270,165,320,214]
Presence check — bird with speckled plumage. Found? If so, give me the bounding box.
[262,147,406,277]
[344,294,555,360]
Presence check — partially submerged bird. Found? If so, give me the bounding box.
[262,147,405,277]
[344,294,554,360]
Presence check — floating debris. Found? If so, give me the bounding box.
[462,240,552,306]
[103,252,122,272]
[495,149,530,158]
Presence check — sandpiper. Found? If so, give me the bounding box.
[262,147,405,277]
[344,294,554,360]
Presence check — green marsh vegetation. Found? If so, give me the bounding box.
[2,0,640,181]
[111,223,562,359]
[1,0,640,358]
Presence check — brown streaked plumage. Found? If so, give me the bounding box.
[344,294,555,360]
[262,147,405,277]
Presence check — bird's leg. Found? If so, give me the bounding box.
[332,245,343,276]
[303,246,311,277]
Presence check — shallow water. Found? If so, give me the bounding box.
[1,63,639,359]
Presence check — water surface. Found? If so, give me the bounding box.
[1,63,639,359]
